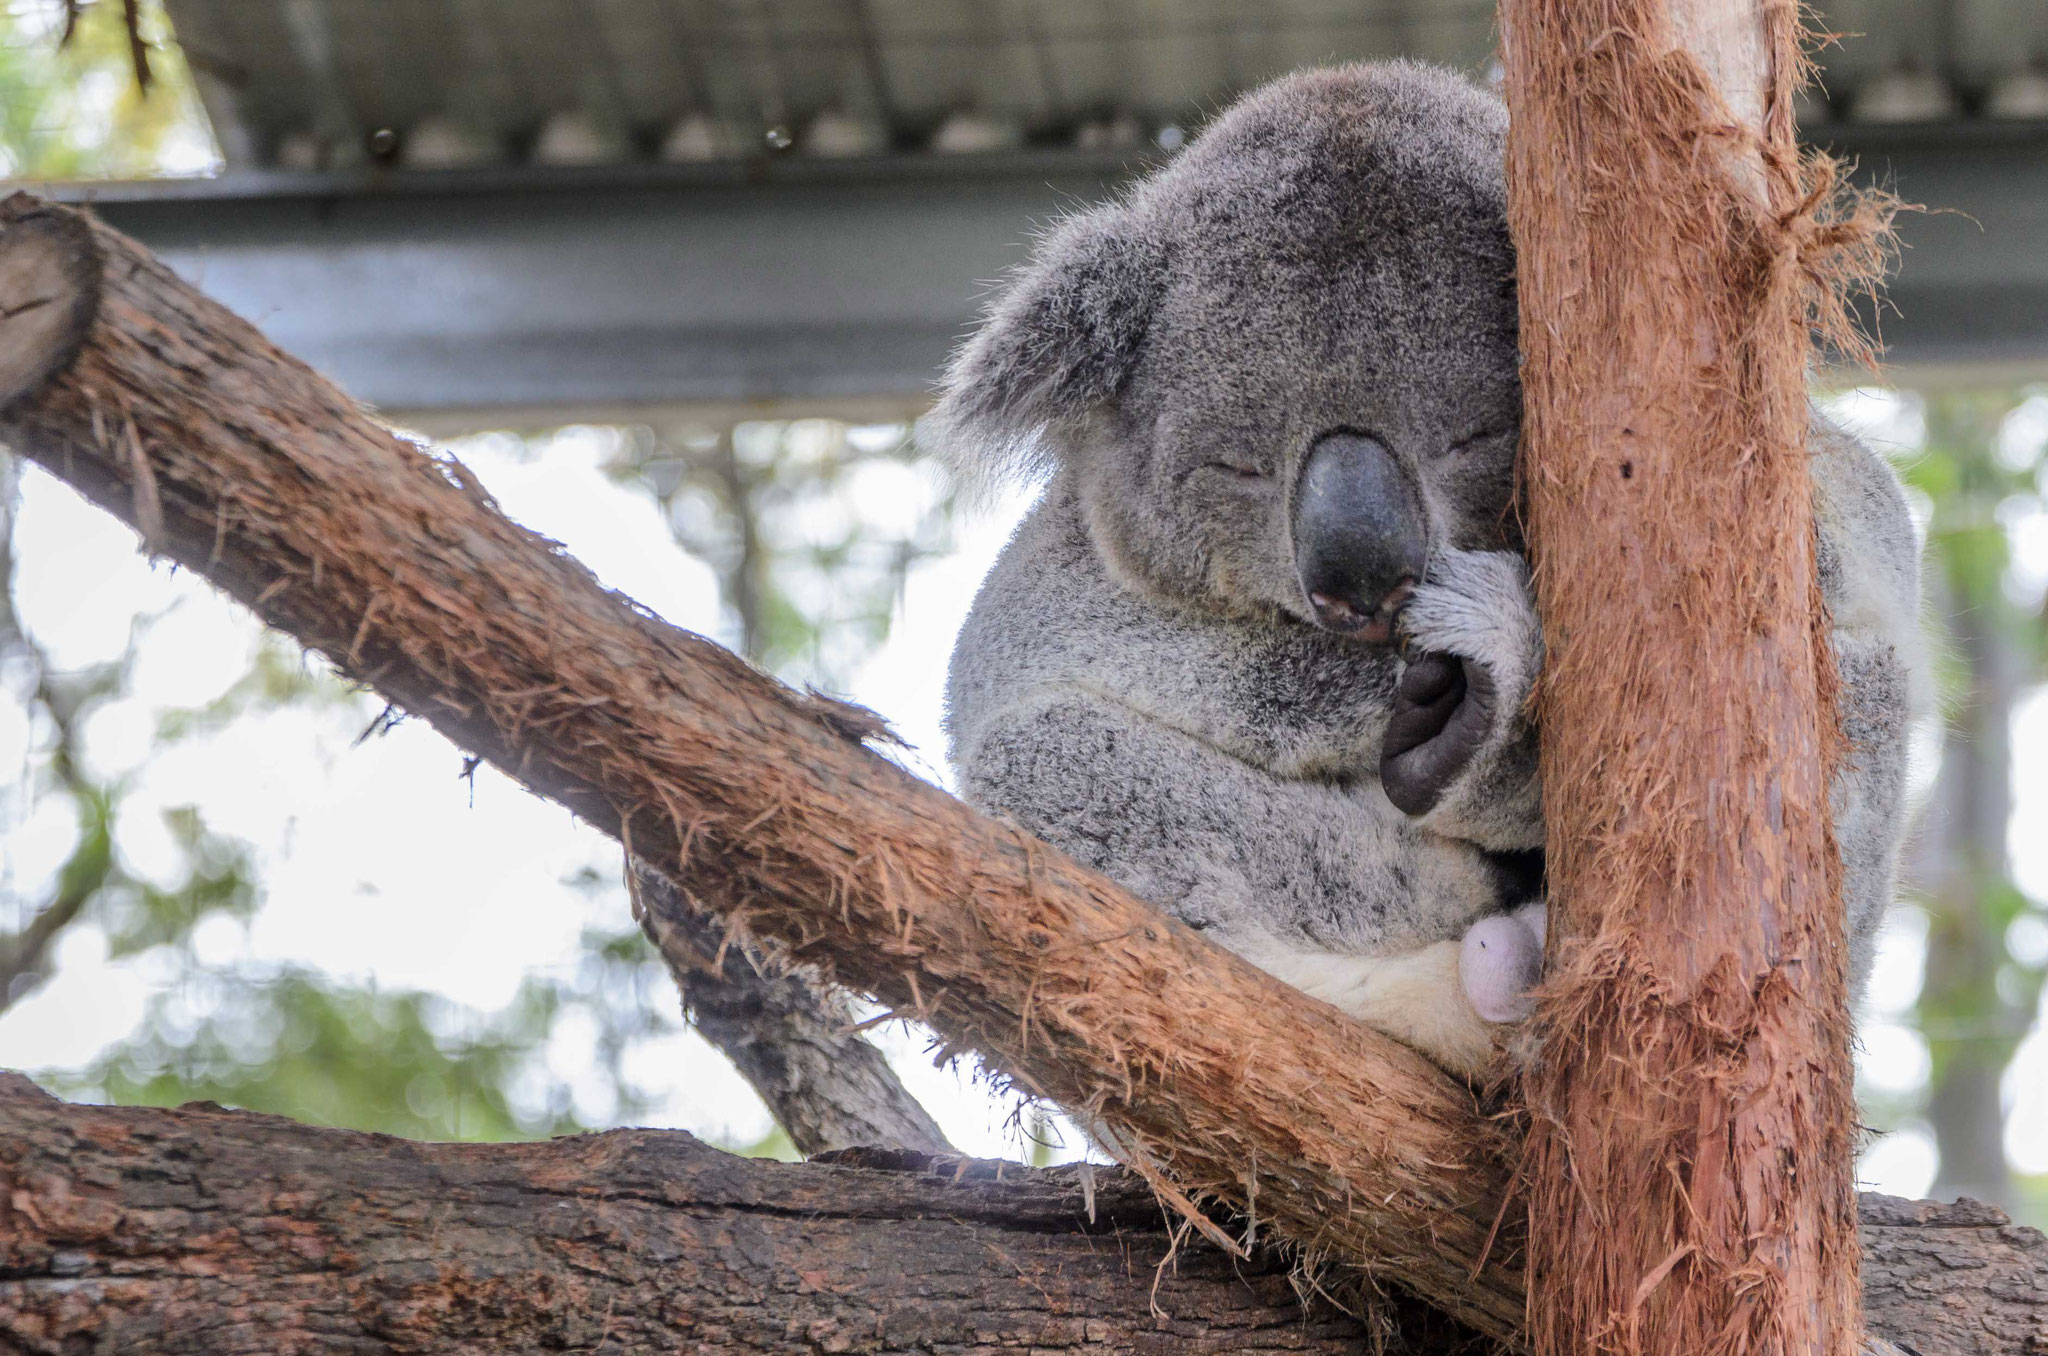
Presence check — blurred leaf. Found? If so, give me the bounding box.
[0,0,215,179]
[48,964,581,1141]
[600,419,956,686]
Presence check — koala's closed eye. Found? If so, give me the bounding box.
[1199,461,1270,481]
[1446,427,1515,457]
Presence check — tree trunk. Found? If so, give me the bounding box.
[1922,558,2018,1209]
[4,1076,2042,1355]
[0,192,1528,1341]
[1501,4,1874,1355]
[1913,392,2034,1214]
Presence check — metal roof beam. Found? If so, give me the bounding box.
[45,132,2048,428]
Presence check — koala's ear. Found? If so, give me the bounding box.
[920,205,1164,482]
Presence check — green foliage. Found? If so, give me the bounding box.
[96,803,258,958]
[53,965,581,1140]
[153,636,340,743]
[1847,385,2048,1221]
[0,0,215,179]
[39,916,690,1141]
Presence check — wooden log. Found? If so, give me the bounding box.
[0,191,1527,1340]
[1500,2,1886,1354]
[4,1077,2042,1354]
[0,1074,1415,1355]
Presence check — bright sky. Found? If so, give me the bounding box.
[0,397,2042,1194]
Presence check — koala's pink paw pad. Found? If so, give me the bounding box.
[1460,911,1544,1023]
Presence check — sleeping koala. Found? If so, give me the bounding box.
[931,62,1924,1075]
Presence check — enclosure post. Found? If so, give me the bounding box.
[1500,3,1865,1355]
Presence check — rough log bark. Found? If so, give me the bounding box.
[5,1078,2043,1355]
[0,1074,1419,1355]
[628,860,954,1156]
[0,194,1528,1339]
[1501,4,1875,1356]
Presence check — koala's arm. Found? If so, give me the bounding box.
[1389,428,1924,1005]
[1387,549,1545,853]
[954,685,1515,1074]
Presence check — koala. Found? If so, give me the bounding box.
[930,62,1925,1076]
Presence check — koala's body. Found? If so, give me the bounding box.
[933,63,1925,1074]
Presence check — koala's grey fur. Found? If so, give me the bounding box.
[931,62,1925,1059]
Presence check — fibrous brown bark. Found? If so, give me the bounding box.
[0,193,1526,1339]
[6,1077,2043,1355]
[1501,4,1885,1356]
[0,1073,1419,1355]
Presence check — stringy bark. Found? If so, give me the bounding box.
[1499,4,1894,1355]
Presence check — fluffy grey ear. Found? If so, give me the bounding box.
[919,204,1163,484]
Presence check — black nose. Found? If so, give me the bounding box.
[1292,430,1426,643]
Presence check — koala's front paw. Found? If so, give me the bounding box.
[1381,651,1498,814]
[1380,551,1542,822]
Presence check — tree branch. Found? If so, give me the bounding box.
[5,1076,2042,1354]
[0,190,1528,1341]
[0,193,2033,1353]
[0,1073,1440,1354]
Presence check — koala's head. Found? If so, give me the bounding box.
[924,62,1521,639]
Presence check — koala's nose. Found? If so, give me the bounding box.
[1292,431,1426,643]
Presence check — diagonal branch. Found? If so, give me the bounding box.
[0,189,1527,1343]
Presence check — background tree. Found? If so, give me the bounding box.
[1878,387,2048,1217]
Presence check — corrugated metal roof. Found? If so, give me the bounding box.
[165,0,2048,170]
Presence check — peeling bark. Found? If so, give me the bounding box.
[1502,6,1882,1355]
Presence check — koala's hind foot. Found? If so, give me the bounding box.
[1460,901,1546,1023]
[1242,902,1547,1077]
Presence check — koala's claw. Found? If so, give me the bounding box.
[1381,651,1497,814]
